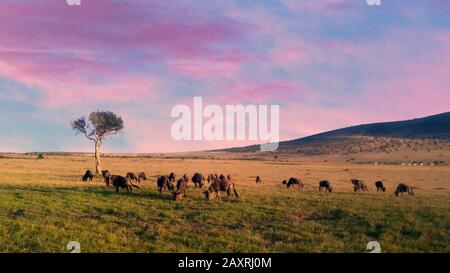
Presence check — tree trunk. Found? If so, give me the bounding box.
[94,140,102,174]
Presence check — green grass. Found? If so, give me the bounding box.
[0,183,448,253]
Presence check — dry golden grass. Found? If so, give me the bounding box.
[2,154,449,191]
[0,154,449,252]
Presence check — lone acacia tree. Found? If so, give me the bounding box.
[71,110,124,174]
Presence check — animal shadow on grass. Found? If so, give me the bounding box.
[1,185,172,202]
[83,187,173,201]
[146,191,174,201]
[299,209,347,221]
[1,185,78,195]
[2,184,239,203]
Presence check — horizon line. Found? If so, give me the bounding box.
[1,111,447,154]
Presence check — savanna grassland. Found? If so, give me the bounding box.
[0,154,449,253]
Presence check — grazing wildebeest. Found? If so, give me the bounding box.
[126,172,138,183]
[192,173,206,188]
[282,178,304,189]
[183,174,189,182]
[207,174,215,184]
[395,183,415,197]
[168,172,176,183]
[82,170,94,182]
[173,177,189,201]
[375,181,386,192]
[256,176,262,184]
[137,172,147,183]
[352,179,369,192]
[112,176,139,193]
[157,175,175,193]
[203,176,239,200]
[102,170,111,186]
[319,180,333,192]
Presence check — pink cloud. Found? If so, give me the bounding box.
[0,1,244,56]
[0,0,247,108]
[43,76,162,108]
[211,80,300,104]
[167,49,256,80]
[271,45,309,65]
[168,59,240,80]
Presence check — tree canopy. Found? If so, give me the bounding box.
[71,110,124,142]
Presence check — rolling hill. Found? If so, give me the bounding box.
[285,112,450,144]
[223,112,450,163]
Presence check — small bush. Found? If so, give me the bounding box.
[37,153,45,160]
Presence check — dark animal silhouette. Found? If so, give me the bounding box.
[183,174,189,182]
[204,176,239,200]
[319,180,333,192]
[192,173,206,188]
[375,181,386,192]
[207,174,215,184]
[168,172,176,183]
[256,176,262,184]
[352,179,369,192]
[126,172,138,183]
[157,175,175,193]
[82,170,94,182]
[282,178,304,189]
[102,170,111,186]
[112,175,139,193]
[395,183,415,196]
[173,177,189,201]
[137,172,147,182]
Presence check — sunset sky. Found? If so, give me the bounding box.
[0,0,449,153]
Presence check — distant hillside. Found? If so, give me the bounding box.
[225,112,450,156]
[286,112,450,144]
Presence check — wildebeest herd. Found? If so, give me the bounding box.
[82,169,416,201]
[280,177,414,196]
[83,170,241,201]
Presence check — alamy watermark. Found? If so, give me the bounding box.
[171,97,280,152]
[67,241,81,253]
[367,241,382,253]
[367,0,382,6]
[66,0,81,6]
